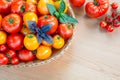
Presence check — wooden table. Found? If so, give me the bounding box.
[0,0,120,80]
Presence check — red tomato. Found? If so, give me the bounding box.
[18,49,35,62]
[7,34,24,50]
[0,44,7,52]
[6,50,16,58]
[112,19,120,27]
[2,14,22,33]
[38,15,58,34]
[11,1,37,16]
[58,23,73,39]
[11,0,26,16]
[11,57,19,65]
[111,2,118,10]
[100,21,107,28]
[85,0,109,18]
[25,2,37,14]
[106,25,114,32]
[69,0,85,7]
[0,53,9,65]
[0,15,2,28]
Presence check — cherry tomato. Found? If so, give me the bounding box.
[38,15,58,34]
[11,0,26,16]
[111,11,118,18]
[37,0,54,15]
[36,45,52,60]
[11,57,19,65]
[24,34,39,50]
[0,15,2,28]
[0,31,7,45]
[2,14,22,33]
[0,53,9,65]
[105,15,112,23]
[69,0,85,7]
[20,24,30,35]
[0,44,7,52]
[111,2,118,10]
[112,19,120,27]
[54,0,68,13]
[18,49,35,62]
[85,0,109,18]
[117,15,120,21]
[7,33,24,50]
[23,12,38,28]
[25,2,37,13]
[0,0,13,14]
[26,0,37,4]
[106,25,114,32]
[6,50,16,58]
[58,23,73,39]
[100,21,107,28]
[53,35,65,49]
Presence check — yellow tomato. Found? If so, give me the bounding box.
[53,34,65,49]
[0,15,2,28]
[24,34,39,50]
[23,12,38,28]
[21,25,30,35]
[36,45,52,60]
[0,31,7,45]
[26,0,37,4]
[42,40,52,47]
[37,0,54,15]
[54,0,68,13]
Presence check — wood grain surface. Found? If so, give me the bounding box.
[0,0,120,80]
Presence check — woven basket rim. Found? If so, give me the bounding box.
[0,2,77,68]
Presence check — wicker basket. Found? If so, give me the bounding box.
[1,2,76,68]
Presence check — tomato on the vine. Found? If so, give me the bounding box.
[0,31,7,45]
[0,53,9,65]
[85,0,109,18]
[18,49,35,62]
[37,0,54,15]
[6,50,16,58]
[69,0,85,7]
[7,33,24,50]
[0,44,7,52]
[111,2,118,10]
[58,23,73,39]
[100,21,107,28]
[38,15,58,34]
[36,45,52,60]
[2,14,22,33]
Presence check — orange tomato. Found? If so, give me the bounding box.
[20,25,30,35]
[42,40,52,47]
[26,0,37,4]
[0,15,2,28]
[36,45,52,60]
[0,31,7,45]
[53,34,65,49]
[37,0,54,15]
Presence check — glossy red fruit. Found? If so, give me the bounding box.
[106,25,114,32]
[0,53,9,65]
[6,50,16,58]
[0,44,7,52]
[11,57,19,65]
[111,11,118,18]
[7,34,24,50]
[18,49,35,62]
[100,21,107,28]
[112,19,120,27]
[69,0,85,7]
[111,2,118,10]
[117,15,120,21]
[105,15,112,23]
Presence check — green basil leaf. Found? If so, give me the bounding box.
[59,0,66,13]
[61,13,78,24]
[59,16,67,23]
[47,4,57,15]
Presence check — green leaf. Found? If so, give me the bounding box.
[60,13,78,24]
[47,4,57,15]
[59,0,66,13]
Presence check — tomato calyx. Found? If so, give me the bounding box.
[6,0,11,2]
[27,34,33,38]
[43,15,48,19]
[68,24,72,29]
[57,36,60,40]
[8,18,14,24]
[93,0,100,6]
[20,5,26,13]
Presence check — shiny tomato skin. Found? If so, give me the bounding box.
[7,34,24,50]
[58,23,73,39]
[25,2,37,14]
[69,0,85,7]
[2,14,22,33]
[18,49,35,62]
[0,53,9,65]
[11,57,19,65]
[11,0,26,16]
[38,15,58,34]
[6,50,16,58]
[0,44,7,52]
[85,0,109,18]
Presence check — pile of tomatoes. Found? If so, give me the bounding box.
[0,0,74,65]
